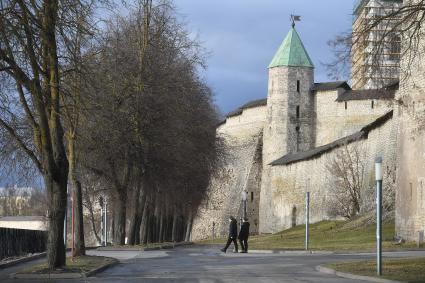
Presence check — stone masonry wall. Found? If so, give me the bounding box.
[265,114,397,233]
[315,89,393,147]
[191,106,266,240]
[395,1,425,242]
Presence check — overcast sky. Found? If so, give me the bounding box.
[176,0,355,114]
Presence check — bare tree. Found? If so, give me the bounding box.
[0,0,70,268]
[326,144,366,219]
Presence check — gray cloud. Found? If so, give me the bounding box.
[176,0,354,114]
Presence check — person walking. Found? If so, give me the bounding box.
[238,217,250,253]
[220,216,238,253]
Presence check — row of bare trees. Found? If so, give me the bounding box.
[0,0,221,269]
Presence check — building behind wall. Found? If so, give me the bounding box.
[352,0,403,90]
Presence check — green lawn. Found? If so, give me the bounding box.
[198,220,422,251]
[327,258,425,282]
[20,256,116,274]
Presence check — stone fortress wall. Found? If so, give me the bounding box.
[395,0,425,241]
[192,88,397,238]
[191,104,266,240]
[314,88,394,147]
[191,21,411,240]
[263,111,397,233]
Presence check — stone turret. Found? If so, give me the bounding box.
[259,25,315,233]
[263,26,315,165]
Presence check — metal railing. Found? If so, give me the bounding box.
[0,228,47,260]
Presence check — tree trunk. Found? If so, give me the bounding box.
[128,184,146,245]
[127,185,141,245]
[171,207,178,242]
[184,208,193,242]
[147,212,153,244]
[140,195,149,245]
[68,134,85,256]
[113,187,127,245]
[153,192,160,242]
[72,180,85,256]
[158,203,164,243]
[134,192,146,245]
[45,166,68,269]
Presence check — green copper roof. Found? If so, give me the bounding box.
[268,27,314,69]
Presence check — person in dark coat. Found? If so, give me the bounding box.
[238,217,250,253]
[220,216,238,253]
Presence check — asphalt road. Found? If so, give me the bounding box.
[2,246,425,283]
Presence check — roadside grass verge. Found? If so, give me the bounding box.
[20,255,116,274]
[327,258,425,282]
[197,220,422,251]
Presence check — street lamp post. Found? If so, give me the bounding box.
[104,198,107,246]
[375,157,383,276]
[64,187,69,248]
[305,191,310,251]
[242,191,247,219]
[241,191,247,230]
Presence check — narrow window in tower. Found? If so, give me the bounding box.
[345,101,348,110]
[251,192,254,202]
[371,100,374,109]
[295,126,300,151]
[296,105,300,118]
[296,80,300,93]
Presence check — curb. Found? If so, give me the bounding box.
[10,258,119,279]
[96,241,193,252]
[0,246,101,270]
[316,265,404,283]
[0,253,46,270]
[83,258,119,277]
[248,250,334,255]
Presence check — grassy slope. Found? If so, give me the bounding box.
[198,220,421,251]
[328,258,425,282]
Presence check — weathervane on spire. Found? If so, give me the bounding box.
[290,14,301,28]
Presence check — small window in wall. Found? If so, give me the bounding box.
[345,101,348,110]
[296,105,300,118]
[410,182,413,200]
[371,100,374,109]
[295,126,300,152]
[297,80,300,93]
[251,192,254,202]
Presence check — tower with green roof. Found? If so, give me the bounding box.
[262,25,315,166]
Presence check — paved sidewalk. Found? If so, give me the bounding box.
[0,246,424,282]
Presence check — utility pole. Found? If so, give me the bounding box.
[212,221,215,244]
[305,191,310,251]
[375,157,383,276]
[64,187,68,248]
[71,192,75,259]
[104,199,107,246]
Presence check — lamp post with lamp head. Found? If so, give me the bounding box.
[375,157,383,276]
